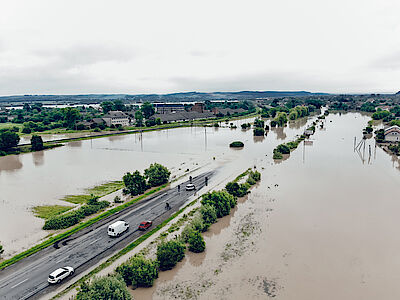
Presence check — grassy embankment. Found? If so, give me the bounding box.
[33,181,125,219]
[0,183,168,271]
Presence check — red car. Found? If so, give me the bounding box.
[138,221,152,231]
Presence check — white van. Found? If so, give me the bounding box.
[108,220,129,237]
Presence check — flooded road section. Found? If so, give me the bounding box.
[0,117,310,258]
[132,112,400,300]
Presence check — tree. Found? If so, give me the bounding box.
[62,107,80,129]
[31,135,44,151]
[134,110,143,127]
[123,171,147,196]
[201,190,237,218]
[76,275,131,300]
[144,163,170,187]
[157,240,186,270]
[101,101,113,114]
[276,144,290,154]
[116,255,158,288]
[0,131,20,151]
[274,112,288,127]
[112,100,126,111]
[225,181,248,197]
[188,231,206,253]
[253,127,265,136]
[141,102,155,119]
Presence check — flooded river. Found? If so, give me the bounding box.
[0,116,309,257]
[2,112,400,299]
[131,112,400,300]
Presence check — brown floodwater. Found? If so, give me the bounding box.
[1,116,313,258]
[131,112,400,300]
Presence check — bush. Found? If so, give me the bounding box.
[225,181,248,197]
[201,190,236,218]
[157,240,186,270]
[43,201,109,230]
[144,163,171,187]
[273,150,283,159]
[249,170,261,182]
[181,224,196,243]
[229,141,244,148]
[276,144,290,154]
[200,204,217,228]
[77,275,131,300]
[114,195,123,203]
[190,213,206,232]
[0,244,3,256]
[188,231,206,253]
[116,255,158,288]
[253,127,265,136]
[270,120,277,127]
[214,122,219,127]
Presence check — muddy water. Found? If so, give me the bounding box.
[0,117,311,258]
[132,112,400,300]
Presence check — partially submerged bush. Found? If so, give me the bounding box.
[229,141,244,148]
[116,255,158,288]
[157,240,186,270]
[201,190,237,218]
[188,231,206,253]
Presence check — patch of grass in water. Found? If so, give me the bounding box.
[32,205,74,219]
[62,181,124,204]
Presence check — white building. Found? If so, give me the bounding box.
[384,125,400,142]
[102,111,129,127]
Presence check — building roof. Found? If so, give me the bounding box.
[384,125,400,135]
[103,111,128,118]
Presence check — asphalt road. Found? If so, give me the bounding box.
[0,172,213,300]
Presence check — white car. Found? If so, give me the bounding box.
[108,220,129,237]
[48,266,74,284]
[185,184,196,191]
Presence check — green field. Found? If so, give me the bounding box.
[32,205,74,219]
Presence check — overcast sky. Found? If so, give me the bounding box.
[0,0,399,95]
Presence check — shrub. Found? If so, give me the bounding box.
[214,122,219,127]
[225,181,248,197]
[253,127,265,136]
[190,213,206,232]
[188,231,206,253]
[77,275,131,300]
[0,244,3,256]
[180,224,195,243]
[229,141,244,148]
[249,170,261,182]
[273,150,283,159]
[116,256,158,288]
[270,120,277,127]
[157,240,186,270]
[200,204,217,228]
[114,195,123,203]
[276,144,290,154]
[201,190,236,218]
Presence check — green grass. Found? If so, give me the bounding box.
[0,183,168,271]
[62,181,124,204]
[0,123,23,130]
[87,181,124,196]
[32,205,74,219]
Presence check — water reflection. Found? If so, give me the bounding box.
[32,151,44,166]
[272,127,287,140]
[67,141,82,148]
[288,117,308,129]
[253,135,265,143]
[0,155,23,173]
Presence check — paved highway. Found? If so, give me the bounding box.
[0,172,213,299]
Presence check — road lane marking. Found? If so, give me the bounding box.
[89,238,100,245]
[11,278,28,289]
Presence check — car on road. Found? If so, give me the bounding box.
[108,220,129,237]
[138,221,152,230]
[48,266,74,284]
[185,183,196,191]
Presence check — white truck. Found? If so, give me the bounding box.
[108,220,129,237]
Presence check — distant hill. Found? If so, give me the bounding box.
[0,91,328,104]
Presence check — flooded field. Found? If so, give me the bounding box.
[0,116,309,257]
[132,112,400,300]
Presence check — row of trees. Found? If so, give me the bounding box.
[273,134,306,159]
[122,163,171,196]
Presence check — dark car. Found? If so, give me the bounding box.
[138,221,152,231]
